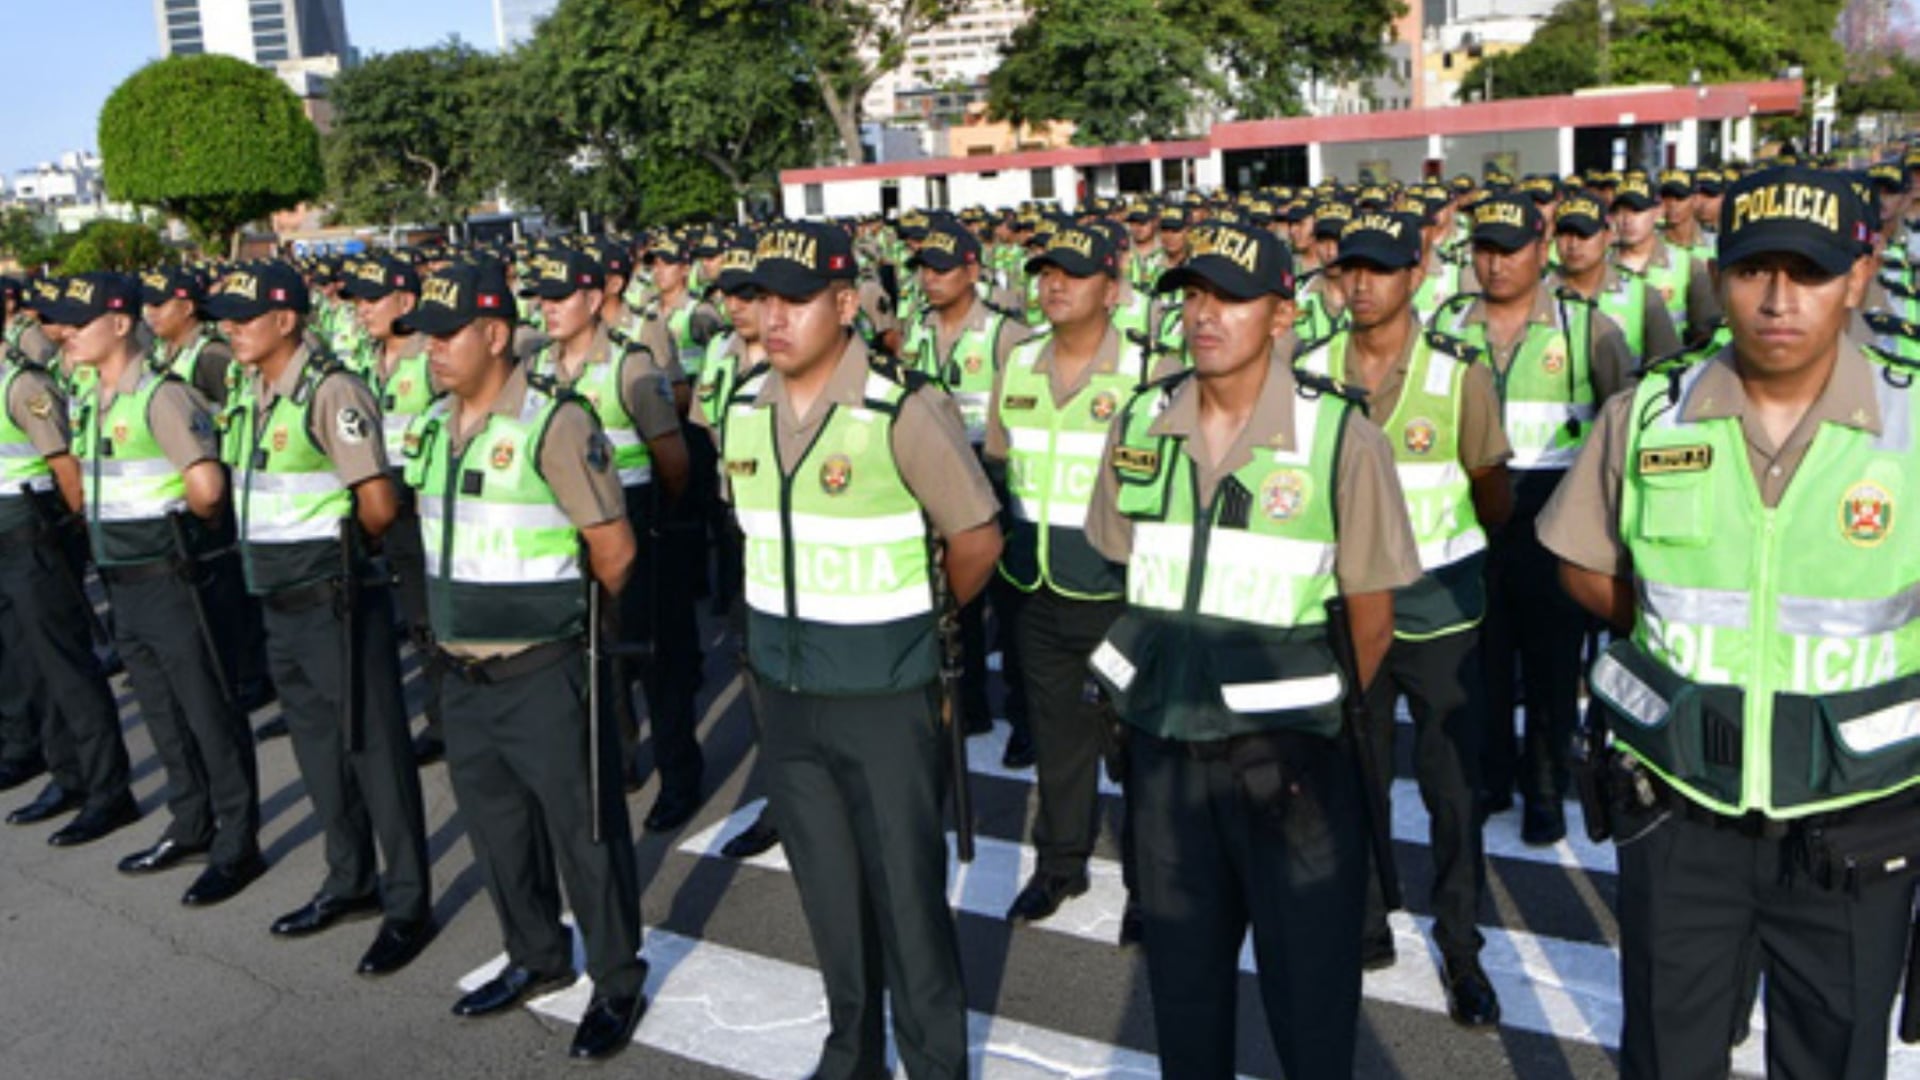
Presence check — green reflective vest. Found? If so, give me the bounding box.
[1295,331,1487,639]
[1434,291,1595,472]
[1412,260,1461,325]
[696,334,748,433]
[996,334,1150,600]
[367,345,438,464]
[1638,246,1693,330]
[530,340,653,489]
[1594,272,1650,363]
[1089,369,1351,741]
[1592,354,1920,819]
[156,329,218,392]
[403,385,584,644]
[664,298,705,379]
[901,306,1002,444]
[233,359,355,593]
[722,364,937,695]
[0,361,55,532]
[77,367,188,566]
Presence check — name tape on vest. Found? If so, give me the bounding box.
[1637,444,1713,475]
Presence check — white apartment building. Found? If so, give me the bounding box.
[152,0,350,66]
[862,0,1030,123]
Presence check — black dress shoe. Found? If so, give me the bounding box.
[720,815,780,860]
[644,789,701,833]
[0,757,45,792]
[8,782,80,825]
[270,893,382,937]
[49,796,140,847]
[182,855,266,907]
[1521,800,1567,846]
[1005,871,1090,924]
[1442,956,1501,1028]
[358,918,437,976]
[118,836,209,875]
[1361,934,1398,972]
[254,715,289,741]
[412,733,445,766]
[1117,899,1144,948]
[1000,728,1036,770]
[238,680,278,714]
[569,994,647,1060]
[1480,790,1515,817]
[452,965,577,1017]
[962,711,993,736]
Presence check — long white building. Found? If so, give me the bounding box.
[153,0,350,65]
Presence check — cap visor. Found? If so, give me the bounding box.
[1469,227,1536,253]
[1718,228,1858,279]
[1155,262,1265,300]
[1332,243,1419,271]
[908,252,965,272]
[1024,253,1104,278]
[517,281,576,300]
[749,262,830,301]
[36,300,96,327]
[200,295,269,321]
[1611,195,1657,212]
[340,281,391,301]
[714,270,758,296]
[394,307,475,336]
[1553,220,1604,238]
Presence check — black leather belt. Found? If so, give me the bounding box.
[434,638,580,685]
[1654,776,1792,839]
[99,560,178,586]
[259,578,337,614]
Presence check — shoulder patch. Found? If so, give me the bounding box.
[335,405,371,444]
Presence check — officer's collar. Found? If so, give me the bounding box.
[259,343,318,404]
[1680,341,1883,437]
[1148,345,1301,457]
[753,334,875,412]
[1456,286,1558,332]
[1029,322,1122,376]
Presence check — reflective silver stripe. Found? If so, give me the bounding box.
[444,551,578,584]
[605,429,641,449]
[94,496,186,523]
[734,508,926,546]
[248,472,344,496]
[93,459,176,479]
[0,444,43,458]
[1219,672,1343,713]
[1639,579,1752,629]
[1088,639,1136,693]
[1835,700,1920,755]
[618,465,652,487]
[13,476,51,493]
[1590,651,1669,728]
[1415,529,1487,571]
[1395,460,1467,491]
[242,516,339,543]
[421,500,574,531]
[1778,584,1920,638]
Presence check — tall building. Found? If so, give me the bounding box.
[862,0,1030,123]
[495,0,558,51]
[153,0,350,66]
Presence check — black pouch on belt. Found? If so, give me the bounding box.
[1798,791,1920,895]
[1226,729,1333,836]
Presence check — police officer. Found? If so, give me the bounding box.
[205,262,434,975]
[722,221,1001,1079]
[1085,220,1421,1079]
[1294,212,1508,1026]
[342,255,446,764]
[3,277,58,367]
[1550,193,1683,366]
[0,277,137,845]
[45,272,263,902]
[1541,165,1918,1080]
[987,223,1171,939]
[521,249,697,829]
[1431,193,1635,844]
[141,267,234,407]
[397,261,649,1060]
[1611,172,1723,347]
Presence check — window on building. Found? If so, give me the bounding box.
[257,47,289,61]
[165,0,197,9]
[173,42,203,54]
[254,18,286,32]
[255,33,288,48]
[1031,168,1054,200]
[804,184,824,216]
[1443,53,1454,70]
[167,11,199,25]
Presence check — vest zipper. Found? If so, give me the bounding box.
[772,408,802,690]
[438,421,463,584]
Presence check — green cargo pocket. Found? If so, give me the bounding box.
[1634,471,1714,547]
[1591,640,1744,806]
[1781,675,1920,808]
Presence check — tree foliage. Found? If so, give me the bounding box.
[990,0,1402,137]
[988,0,1214,143]
[324,42,506,227]
[58,220,174,276]
[1839,54,1920,118]
[98,55,323,256]
[1459,0,1844,104]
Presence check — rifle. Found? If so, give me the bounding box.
[336,516,364,753]
[166,510,235,713]
[20,482,109,646]
[931,540,975,864]
[1323,595,1401,911]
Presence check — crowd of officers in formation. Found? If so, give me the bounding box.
[0,147,1918,1079]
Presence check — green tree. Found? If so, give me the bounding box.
[1163,0,1404,118]
[58,220,173,275]
[988,0,1216,143]
[0,208,53,268]
[1840,54,1920,117]
[324,42,507,227]
[803,0,967,163]
[98,55,324,256]
[1612,0,1787,85]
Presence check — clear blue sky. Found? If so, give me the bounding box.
[0,0,497,172]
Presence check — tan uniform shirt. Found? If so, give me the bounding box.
[1538,341,1885,580]
[247,346,388,486]
[95,355,219,471]
[1448,287,1637,405]
[6,361,69,456]
[857,279,900,340]
[1553,265,1684,363]
[439,361,626,659]
[723,336,999,541]
[1084,354,1424,596]
[542,325,681,443]
[982,322,1183,464]
[921,294,1028,374]
[1342,319,1512,473]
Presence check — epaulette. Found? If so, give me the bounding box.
[1424,328,1481,363]
[1863,343,1920,387]
[1553,284,1597,309]
[1435,290,1479,320]
[1293,367,1367,407]
[526,371,564,397]
[1864,309,1920,342]
[982,297,1024,322]
[294,353,347,404]
[1635,344,1711,384]
[1882,276,1920,302]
